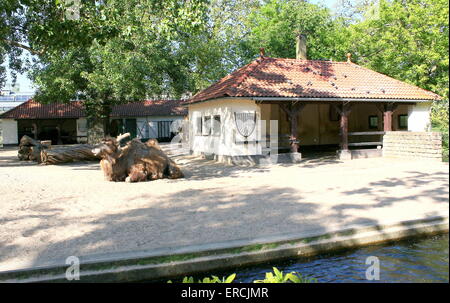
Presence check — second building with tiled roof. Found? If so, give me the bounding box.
[0,99,187,145]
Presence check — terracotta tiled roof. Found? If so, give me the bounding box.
[0,99,187,119]
[187,57,441,103]
[0,100,85,119]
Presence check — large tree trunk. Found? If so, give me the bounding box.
[102,103,112,137]
[17,135,99,164]
[40,144,100,164]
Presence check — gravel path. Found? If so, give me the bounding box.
[0,147,448,271]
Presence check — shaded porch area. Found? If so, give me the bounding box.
[17,118,79,145]
[258,100,414,160]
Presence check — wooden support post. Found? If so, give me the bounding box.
[341,111,349,150]
[32,122,38,140]
[56,124,62,145]
[289,112,299,153]
[383,110,393,131]
[333,103,353,151]
[382,103,398,132]
[280,102,305,153]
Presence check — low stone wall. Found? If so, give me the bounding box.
[350,148,383,159]
[383,131,442,161]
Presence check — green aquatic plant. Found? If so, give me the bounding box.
[168,268,316,283]
[168,273,236,283]
[253,267,317,283]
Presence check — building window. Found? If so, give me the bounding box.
[195,117,202,135]
[202,116,212,136]
[368,115,379,129]
[77,119,87,133]
[213,115,221,136]
[143,122,150,138]
[398,114,408,129]
[329,105,340,121]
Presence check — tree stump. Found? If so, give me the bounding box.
[93,133,184,182]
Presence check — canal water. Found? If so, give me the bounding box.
[223,233,449,283]
[154,234,448,283]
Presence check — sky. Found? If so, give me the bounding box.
[311,0,340,9]
[3,0,340,94]
[3,57,35,93]
[3,67,34,93]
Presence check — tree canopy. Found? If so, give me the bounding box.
[241,0,348,61]
[1,0,208,134]
[2,0,447,99]
[347,0,448,101]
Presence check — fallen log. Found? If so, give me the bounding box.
[17,135,100,164]
[40,144,100,165]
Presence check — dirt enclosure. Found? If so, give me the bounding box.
[0,146,448,271]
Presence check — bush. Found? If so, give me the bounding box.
[431,100,449,162]
[438,128,449,162]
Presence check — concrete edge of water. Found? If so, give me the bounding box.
[0,214,448,283]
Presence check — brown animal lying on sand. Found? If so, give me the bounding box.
[92,134,184,182]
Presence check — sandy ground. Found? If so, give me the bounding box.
[0,146,448,271]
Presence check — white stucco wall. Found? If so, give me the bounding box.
[76,118,88,143]
[0,119,18,145]
[408,102,432,132]
[135,116,184,139]
[188,100,433,156]
[188,98,263,156]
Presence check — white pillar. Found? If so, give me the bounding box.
[0,119,18,145]
[408,102,431,132]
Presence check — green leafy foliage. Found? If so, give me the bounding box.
[183,0,261,91]
[346,0,448,99]
[253,267,317,283]
[1,0,208,135]
[241,0,348,61]
[168,268,316,283]
[168,273,237,283]
[431,99,449,161]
